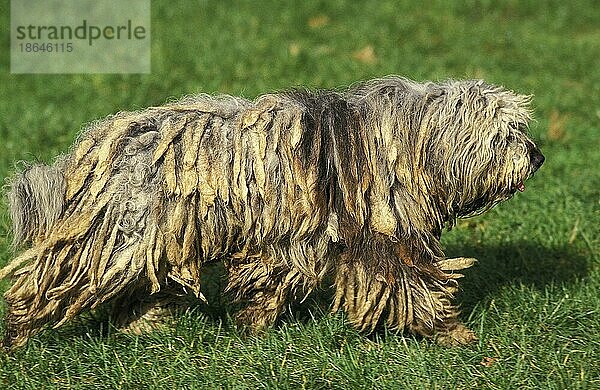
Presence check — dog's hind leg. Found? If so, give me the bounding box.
[111,284,195,335]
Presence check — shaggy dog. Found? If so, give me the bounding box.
[0,77,544,349]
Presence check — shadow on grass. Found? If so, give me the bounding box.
[444,240,590,311]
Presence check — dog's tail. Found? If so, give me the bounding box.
[7,163,66,247]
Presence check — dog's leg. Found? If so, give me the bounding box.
[332,235,477,345]
[226,247,328,331]
[1,224,166,350]
[226,253,296,330]
[428,257,478,346]
[2,281,42,350]
[406,266,477,346]
[111,286,194,335]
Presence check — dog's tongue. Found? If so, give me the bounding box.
[517,181,525,192]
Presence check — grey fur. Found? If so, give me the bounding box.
[8,163,67,247]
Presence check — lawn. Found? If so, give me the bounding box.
[0,0,598,388]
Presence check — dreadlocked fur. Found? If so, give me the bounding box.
[0,77,544,350]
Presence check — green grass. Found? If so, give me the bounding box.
[0,0,599,388]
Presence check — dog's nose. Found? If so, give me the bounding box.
[530,149,545,171]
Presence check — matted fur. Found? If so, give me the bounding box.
[0,77,544,349]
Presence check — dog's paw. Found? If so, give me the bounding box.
[435,323,478,347]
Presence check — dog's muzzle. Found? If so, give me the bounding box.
[516,142,544,193]
[530,147,545,172]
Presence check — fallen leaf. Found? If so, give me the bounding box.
[353,45,377,64]
[547,109,569,141]
[308,15,329,28]
[480,356,498,367]
[289,42,301,57]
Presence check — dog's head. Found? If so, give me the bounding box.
[425,80,544,219]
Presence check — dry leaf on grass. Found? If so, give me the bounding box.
[547,109,569,141]
[308,15,329,28]
[353,45,377,64]
[480,356,499,367]
[289,42,301,57]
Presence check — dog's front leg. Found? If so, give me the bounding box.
[332,233,477,345]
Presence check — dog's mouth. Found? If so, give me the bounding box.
[515,165,540,193]
[508,178,526,194]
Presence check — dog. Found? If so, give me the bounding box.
[0,77,544,349]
